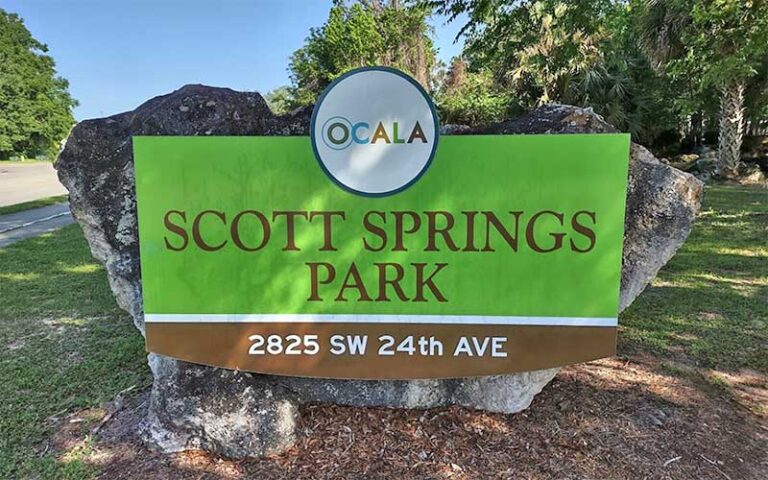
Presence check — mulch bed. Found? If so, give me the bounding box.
[48,356,767,479]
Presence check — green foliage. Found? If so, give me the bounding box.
[583,2,681,143]
[635,0,691,69]
[264,86,295,115]
[430,1,680,140]
[428,0,768,146]
[293,0,766,142]
[288,0,436,106]
[0,9,77,159]
[440,1,608,107]
[682,0,768,88]
[635,0,768,166]
[505,1,607,105]
[745,56,768,126]
[639,0,768,99]
[435,59,517,125]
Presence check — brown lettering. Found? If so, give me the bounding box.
[363,211,387,251]
[309,211,345,251]
[412,263,448,302]
[526,210,565,253]
[164,210,188,251]
[272,211,309,251]
[482,211,522,252]
[335,262,372,302]
[461,211,479,252]
[425,211,459,252]
[393,211,421,251]
[231,210,270,252]
[374,263,409,301]
[192,210,227,251]
[570,210,597,253]
[306,262,335,301]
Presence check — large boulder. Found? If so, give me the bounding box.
[56,85,703,458]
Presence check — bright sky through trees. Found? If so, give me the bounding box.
[1,0,466,120]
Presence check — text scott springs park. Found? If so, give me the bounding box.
[160,207,601,301]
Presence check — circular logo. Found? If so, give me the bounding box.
[311,67,439,197]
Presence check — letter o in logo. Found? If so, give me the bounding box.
[322,117,353,150]
[311,67,439,197]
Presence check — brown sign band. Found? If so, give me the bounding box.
[146,323,616,379]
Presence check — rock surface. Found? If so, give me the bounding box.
[56,86,703,458]
[145,354,298,457]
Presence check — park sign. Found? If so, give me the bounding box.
[133,67,630,379]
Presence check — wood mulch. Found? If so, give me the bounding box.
[48,356,767,479]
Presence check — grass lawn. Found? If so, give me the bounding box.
[0,158,52,164]
[0,195,70,216]
[621,185,767,372]
[0,184,764,478]
[0,226,149,479]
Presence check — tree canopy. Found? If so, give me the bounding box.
[435,58,516,125]
[636,0,768,176]
[429,0,768,175]
[0,9,77,159]
[270,0,768,176]
[283,0,436,109]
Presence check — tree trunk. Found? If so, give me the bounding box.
[691,111,703,146]
[717,80,746,179]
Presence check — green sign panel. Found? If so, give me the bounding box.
[134,134,629,379]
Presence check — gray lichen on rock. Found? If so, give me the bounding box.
[56,85,703,458]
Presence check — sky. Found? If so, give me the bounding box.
[1,0,467,120]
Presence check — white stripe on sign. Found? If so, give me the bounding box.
[144,314,618,327]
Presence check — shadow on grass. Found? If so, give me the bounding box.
[620,184,767,372]
[0,225,149,479]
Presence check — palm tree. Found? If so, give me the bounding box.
[636,0,705,145]
[637,0,690,69]
[637,0,767,179]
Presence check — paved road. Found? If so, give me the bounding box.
[0,203,74,247]
[0,162,67,207]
